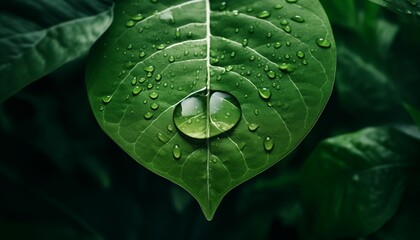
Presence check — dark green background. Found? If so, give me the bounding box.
[1,0,419,239]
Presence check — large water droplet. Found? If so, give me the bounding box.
[126,20,135,27]
[267,71,276,79]
[144,65,155,73]
[316,38,332,48]
[259,87,271,100]
[278,63,295,73]
[173,144,182,159]
[263,136,274,151]
[150,103,159,110]
[173,91,241,139]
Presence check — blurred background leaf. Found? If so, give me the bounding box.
[301,127,420,240]
[0,0,114,103]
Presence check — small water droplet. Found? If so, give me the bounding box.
[127,44,133,50]
[266,32,272,38]
[248,25,255,33]
[173,144,182,159]
[149,92,159,99]
[242,38,249,47]
[296,51,305,58]
[286,0,298,3]
[283,25,291,33]
[156,133,169,143]
[274,42,282,49]
[147,83,153,89]
[278,63,295,73]
[249,55,256,61]
[132,86,143,95]
[139,52,146,58]
[257,11,271,18]
[150,103,159,110]
[131,13,144,21]
[187,31,193,38]
[168,56,175,63]
[273,4,283,9]
[254,109,259,115]
[99,105,105,111]
[131,77,137,85]
[102,95,112,103]
[267,71,276,79]
[144,65,155,73]
[156,44,166,50]
[167,124,173,132]
[126,20,135,27]
[248,123,259,132]
[280,19,289,25]
[316,38,332,48]
[291,15,305,23]
[144,112,154,119]
[226,65,234,72]
[259,87,271,100]
[155,74,162,81]
[263,136,274,151]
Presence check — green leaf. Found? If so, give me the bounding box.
[368,0,420,21]
[301,127,420,239]
[86,0,336,220]
[404,104,420,128]
[0,0,114,103]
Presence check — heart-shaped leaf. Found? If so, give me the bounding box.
[86,0,336,220]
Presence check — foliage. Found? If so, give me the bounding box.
[1,0,420,239]
[85,0,335,219]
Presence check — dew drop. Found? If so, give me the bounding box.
[266,32,272,38]
[219,1,227,11]
[156,133,169,143]
[316,38,332,48]
[273,4,283,9]
[144,112,154,120]
[99,105,105,111]
[280,19,289,25]
[267,71,276,79]
[144,65,155,73]
[254,109,259,115]
[126,20,135,27]
[156,44,166,50]
[248,25,255,33]
[167,124,173,132]
[278,63,295,73]
[257,11,271,18]
[226,65,234,72]
[274,42,282,49]
[132,86,143,95]
[173,144,182,159]
[155,74,162,81]
[131,77,137,85]
[242,38,249,47]
[139,51,146,58]
[150,103,159,110]
[259,87,271,100]
[131,13,144,21]
[263,136,274,151]
[291,15,305,23]
[168,56,175,63]
[102,95,112,103]
[248,123,259,132]
[286,0,298,3]
[283,25,291,33]
[296,51,305,58]
[149,92,159,99]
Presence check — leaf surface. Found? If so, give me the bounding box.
[368,0,420,21]
[0,0,114,102]
[86,0,335,220]
[301,127,420,239]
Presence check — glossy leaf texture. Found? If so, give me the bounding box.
[86,0,336,220]
[0,0,114,103]
[301,127,420,240]
[368,0,420,21]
